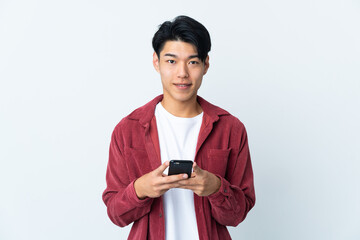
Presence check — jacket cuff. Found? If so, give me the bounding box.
[127,179,153,206]
[207,175,231,203]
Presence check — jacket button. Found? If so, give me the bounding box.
[159,213,162,217]
[224,189,227,193]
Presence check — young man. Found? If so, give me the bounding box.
[102,16,255,240]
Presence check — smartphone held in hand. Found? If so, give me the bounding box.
[168,160,193,178]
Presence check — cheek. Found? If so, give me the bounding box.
[160,72,174,88]
[159,68,173,80]
[196,78,203,88]
[193,72,204,85]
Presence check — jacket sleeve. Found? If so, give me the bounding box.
[102,127,154,227]
[207,124,255,226]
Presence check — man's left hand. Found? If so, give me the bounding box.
[177,162,221,196]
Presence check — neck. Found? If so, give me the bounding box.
[161,95,202,118]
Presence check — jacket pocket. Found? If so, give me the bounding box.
[206,149,231,177]
[124,147,152,178]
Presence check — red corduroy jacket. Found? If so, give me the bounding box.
[102,95,255,240]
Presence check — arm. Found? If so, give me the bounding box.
[102,128,188,227]
[102,131,154,227]
[178,125,255,226]
[207,127,255,226]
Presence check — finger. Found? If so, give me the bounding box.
[162,182,182,190]
[177,184,196,191]
[157,180,186,191]
[192,162,203,174]
[154,161,169,175]
[159,173,188,185]
[178,177,198,186]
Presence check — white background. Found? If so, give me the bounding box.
[1,0,359,239]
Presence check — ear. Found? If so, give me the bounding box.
[203,55,210,75]
[153,52,160,73]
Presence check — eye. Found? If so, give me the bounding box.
[189,60,199,65]
[167,60,175,64]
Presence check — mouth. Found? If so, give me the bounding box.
[174,83,192,89]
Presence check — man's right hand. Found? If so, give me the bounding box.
[133,161,188,199]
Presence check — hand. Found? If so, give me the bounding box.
[178,162,221,196]
[133,161,188,199]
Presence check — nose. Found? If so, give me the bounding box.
[177,62,189,78]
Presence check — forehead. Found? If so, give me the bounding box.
[160,40,198,56]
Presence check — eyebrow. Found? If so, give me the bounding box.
[163,53,200,59]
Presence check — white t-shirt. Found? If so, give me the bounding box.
[155,102,203,240]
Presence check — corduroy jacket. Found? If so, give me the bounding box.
[102,95,255,239]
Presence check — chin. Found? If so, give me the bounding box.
[173,93,197,103]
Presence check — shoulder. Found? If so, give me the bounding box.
[112,95,162,135]
[220,112,245,128]
[217,112,248,141]
[199,96,246,131]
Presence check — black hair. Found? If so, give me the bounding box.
[152,15,211,62]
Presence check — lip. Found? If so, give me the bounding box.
[173,83,192,90]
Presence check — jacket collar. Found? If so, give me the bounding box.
[128,94,229,127]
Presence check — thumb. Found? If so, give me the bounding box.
[193,162,203,174]
[154,161,169,175]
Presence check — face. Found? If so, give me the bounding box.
[153,40,209,106]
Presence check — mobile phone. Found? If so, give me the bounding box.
[168,160,193,178]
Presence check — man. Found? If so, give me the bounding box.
[102,15,255,240]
